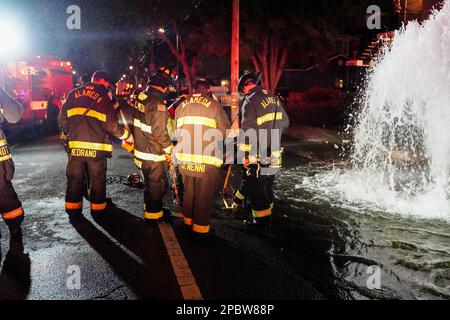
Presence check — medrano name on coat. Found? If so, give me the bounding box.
[71,148,97,158]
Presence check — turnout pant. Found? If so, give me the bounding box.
[65,157,107,214]
[233,167,248,206]
[142,160,167,220]
[181,167,220,234]
[0,159,24,233]
[234,166,275,219]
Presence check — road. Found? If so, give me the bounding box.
[0,133,339,300]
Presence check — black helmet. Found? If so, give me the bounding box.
[238,72,261,94]
[81,74,91,85]
[194,79,212,97]
[91,70,111,83]
[194,78,211,90]
[147,66,178,89]
[158,66,178,83]
[126,173,142,188]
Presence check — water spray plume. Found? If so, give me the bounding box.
[0,20,19,53]
[304,1,450,221]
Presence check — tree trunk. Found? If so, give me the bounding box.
[158,21,196,94]
[181,60,194,94]
[273,48,287,93]
[269,37,277,92]
[393,0,401,14]
[261,37,270,91]
[251,35,288,94]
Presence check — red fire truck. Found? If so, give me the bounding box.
[0,55,73,127]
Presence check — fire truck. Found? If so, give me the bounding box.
[0,55,73,128]
[115,80,134,97]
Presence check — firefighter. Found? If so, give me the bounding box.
[131,67,175,222]
[0,87,25,239]
[174,79,231,235]
[80,74,91,86]
[234,73,290,225]
[59,71,133,218]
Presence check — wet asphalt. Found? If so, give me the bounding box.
[0,132,337,300]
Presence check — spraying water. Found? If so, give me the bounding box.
[303,1,450,221]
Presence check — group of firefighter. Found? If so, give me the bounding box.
[0,66,289,242]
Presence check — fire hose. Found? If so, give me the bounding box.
[221,164,234,209]
[220,117,241,209]
[118,108,134,153]
[168,160,183,218]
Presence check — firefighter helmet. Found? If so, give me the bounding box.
[194,78,211,91]
[81,74,91,85]
[238,72,261,94]
[194,79,212,97]
[127,173,142,188]
[91,70,111,84]
[147,66,178,89]
[158,66,178,83]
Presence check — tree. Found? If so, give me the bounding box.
[156,20,196,94]
[240,0,390,93]
[240,1,325,93]
[154,1,230,94]
[240,1,319,93]
[250,36,287,94]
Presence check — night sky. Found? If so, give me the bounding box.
[0,0,392,81]
[1,0,175,78]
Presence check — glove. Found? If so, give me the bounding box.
[242,157,250,169]
[60,132,69,153]
[125,134,134,145]
[165,153,173,166]
[122,135,134,153]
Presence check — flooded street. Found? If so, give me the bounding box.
[273,142,450,300]
[1,127,449,300]
[2,0,450,309]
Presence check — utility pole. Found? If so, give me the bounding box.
[150,41,155,73]
[393,0,402,28]
[403,0,409,24]
[176,34,180,93]
[230,0,239,122]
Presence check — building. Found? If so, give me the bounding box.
[396,0,444,22]
[345,0,444,74]
[272,0,446,98]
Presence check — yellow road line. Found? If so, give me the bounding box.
[157,223,203,300]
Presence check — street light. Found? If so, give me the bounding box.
[157,26,179,91]
[0,17,21,87]
[0,19,19,54]
[129,66,134,70]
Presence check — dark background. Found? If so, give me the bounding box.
[0,0,394,80]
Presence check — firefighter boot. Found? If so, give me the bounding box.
[5,215,24,240]
[255,215,273,232]
[242,202,256,225]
